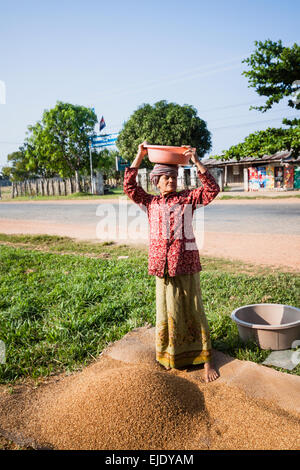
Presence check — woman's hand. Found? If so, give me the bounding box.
[137,141,149,160]
[131,141,149,168]
[182,145,199,165]
[182,145,207,174]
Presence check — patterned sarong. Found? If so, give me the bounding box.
[155,266,212,368]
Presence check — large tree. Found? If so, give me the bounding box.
[24,101,97,191]
[116,100,211,167]
[213,126,300,162]
[242,40,300,126]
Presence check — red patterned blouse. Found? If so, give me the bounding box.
[123,167,220,278]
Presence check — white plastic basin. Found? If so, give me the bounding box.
[231,303,300,350]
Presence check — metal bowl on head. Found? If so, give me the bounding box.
[144,145,191,165]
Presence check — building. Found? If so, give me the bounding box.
[201,150,300,191]
[137,165,224,192]
[177,165,223,191]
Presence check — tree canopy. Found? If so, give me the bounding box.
[24,102,98,184]
[242,40,300,123]
[116,100,212,167]
[212,126,300,161]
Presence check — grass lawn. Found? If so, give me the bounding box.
[0,186,131,201]
[0,233,299,384]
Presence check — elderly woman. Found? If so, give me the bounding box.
[123,141,220,382]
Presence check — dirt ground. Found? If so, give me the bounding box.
[0,219,299,272]
[1,197,299,271]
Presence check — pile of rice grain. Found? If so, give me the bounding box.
[1,353,300,450]
[26,366,211,450]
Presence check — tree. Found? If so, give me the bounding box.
[242,40,300,125]
[116,100,212,167]
[93,148,118,175]
[212,126,300,161]
[3,148,42,182]
[1,167,12,180]
[24,101,97,191]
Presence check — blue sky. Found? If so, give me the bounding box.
[0,0,299,169]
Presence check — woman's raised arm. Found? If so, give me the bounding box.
[182,146,220,208]
[123,141,154,209]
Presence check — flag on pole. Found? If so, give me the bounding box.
[99,116,106,132]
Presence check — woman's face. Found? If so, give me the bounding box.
[157,174,177,195]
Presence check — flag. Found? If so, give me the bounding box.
[99,116,106,132]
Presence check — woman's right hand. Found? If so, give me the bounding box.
[137,141,149,160]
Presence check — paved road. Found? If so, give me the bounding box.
[0,201,299,235]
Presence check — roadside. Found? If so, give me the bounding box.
[0,220,299,271]
[1,184,300,202]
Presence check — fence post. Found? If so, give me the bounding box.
[95,171,104,195]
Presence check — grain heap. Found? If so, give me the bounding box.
[26,365,211,450]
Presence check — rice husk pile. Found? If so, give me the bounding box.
[0,354,299,450]
[23,365,211,450]
[198,379,300,450]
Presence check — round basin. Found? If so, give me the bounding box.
[145,145,191,165]
[231,303,300,350]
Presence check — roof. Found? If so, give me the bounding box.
[202,150,300,167]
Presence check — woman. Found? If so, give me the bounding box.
[123,141,220,382]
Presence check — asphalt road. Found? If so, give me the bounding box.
[0,201,299,235]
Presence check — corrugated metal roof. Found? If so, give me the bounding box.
[202,149,299,166]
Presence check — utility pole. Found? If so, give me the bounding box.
[89,140,94,195]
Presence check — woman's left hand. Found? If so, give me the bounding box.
[182,145,199,165]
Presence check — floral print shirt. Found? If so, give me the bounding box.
[123,167,220,277]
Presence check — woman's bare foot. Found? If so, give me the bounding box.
[204,361,219,383]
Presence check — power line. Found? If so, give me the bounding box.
[211,115,298,131]
[95,57,243,100]
[200,99,270,113]
[207,108,297,123]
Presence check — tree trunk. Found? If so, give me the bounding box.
[75,170,81,193]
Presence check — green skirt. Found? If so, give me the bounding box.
[155,268,212,369]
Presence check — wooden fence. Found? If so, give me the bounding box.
[10,173,104,198]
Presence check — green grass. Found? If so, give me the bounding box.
[0,234,299,384]
[0,187,129,201]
